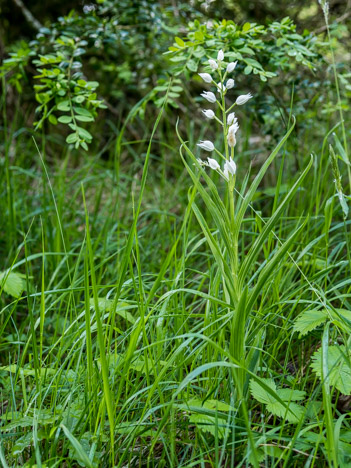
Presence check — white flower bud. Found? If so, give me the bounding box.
[217,49,224,61]
[227,123,239,148]
[197,140,215,152]
[198,73,212,83]
[228,122,239,135]
[227,133,236,148]
[227,112,237,125]
[226,79,235,90]
[236,93,253,105]
[223,158,237,178]
[208,59,218,70]
[226,61,237,73]
[200,91,217,103]
[208,158,220,170]
[217,82,226,93]
[202,109,215,119]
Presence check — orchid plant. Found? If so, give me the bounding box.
[177,48,312,414]
[195,49,253,305]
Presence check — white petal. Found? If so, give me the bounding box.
[208,59,218,70]
[200,91,217,103]
[202,109,215,119]
[208,158,220,170]
[198,73,212,83]
[227,112,236,125]
[236,93,253,105]
[226,61,237,73]
[226,79,235,89]
[197,140,215,152]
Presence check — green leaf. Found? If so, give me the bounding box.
[175,37,185,47]
[265,400,305,424]
[73,107,93,117]
[190,413,226,438]
[250,378,305,423]
[0,270,25,298]
[187,399,233,412]
[60,424,93,468]
[48,114,57,125]
[77,127,93,140]
[242,22,251,32]
[89,298,136,324]
[293,309,327,336]
[12,432,33,456]
[195,31,204,41]
[58,115,72,123]
[311,346,351,395]
[99,353,170,376]
[75,115,94,122]
[57,100,70,111]
[66,133,78,144]
[186,59,197,72]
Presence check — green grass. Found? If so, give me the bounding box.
[1,39,351,468]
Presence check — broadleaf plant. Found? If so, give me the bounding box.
[250,378,306,424]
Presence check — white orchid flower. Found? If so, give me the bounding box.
[197,140,215,152]
[236,93,253,105]
[198,73,212,83]
[208,59,218,70]
[200,91,217,103]
[226,61,237,73]
[207,158,220,170]
[202,109,215,119]
[226,79,235,90]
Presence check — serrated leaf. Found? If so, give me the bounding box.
[250,378,305,423]
[0,270,25,298]
[187,399,233,412]
[250,378,277,404]
[189,414,226,439]
[293,309,327,336]
[277,388,306,401]
[265,401,304,423]
[311,346,351,394]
